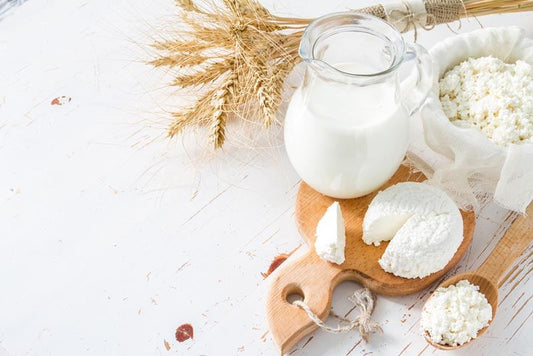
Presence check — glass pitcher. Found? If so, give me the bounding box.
[284,12,433,199]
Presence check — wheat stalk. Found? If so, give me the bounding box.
[152,0,533,150]
[151,0,304,149]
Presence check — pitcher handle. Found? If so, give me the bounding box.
[401,43,434,116]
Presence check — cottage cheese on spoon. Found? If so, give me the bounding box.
[421,280,492,346]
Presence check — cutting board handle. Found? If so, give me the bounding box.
[266,249,343,354]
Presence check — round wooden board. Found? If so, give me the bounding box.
[267,165,475,353]
[295,164,475,295]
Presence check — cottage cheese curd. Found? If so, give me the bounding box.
[363,182,463,278]
[439,56,533,147]
[421,280,492,346]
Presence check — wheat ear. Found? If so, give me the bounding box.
[209,71,236,149]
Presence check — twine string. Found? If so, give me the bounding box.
[293,288,383,342]
[389,0,437,41]
[359,0,467,41]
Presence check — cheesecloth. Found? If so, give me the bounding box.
[409,27,533,214]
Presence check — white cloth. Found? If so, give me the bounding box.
[410,27,533,213]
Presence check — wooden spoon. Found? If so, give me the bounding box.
[423,203,533,350]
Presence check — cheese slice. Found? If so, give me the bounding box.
[363,182,463,279]
[315,202,346,265]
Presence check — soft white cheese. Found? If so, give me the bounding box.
[315,202,346,265]
[363,182,463,278]
[363,182,460,245]
[421,280,492,346]
[379,212,463,278]
[439,56,533,147]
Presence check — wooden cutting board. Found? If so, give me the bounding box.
[266,165,475,354]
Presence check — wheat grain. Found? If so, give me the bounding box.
[168,87,217,137]
[175,0,204,14]
[172,59,233,87]
[209,72,236,148]
[152,40,218,54]
[149,53,208,67]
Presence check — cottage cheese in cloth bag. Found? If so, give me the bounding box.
[413,27,533,213]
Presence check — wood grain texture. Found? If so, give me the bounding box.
[267,165,475,354]
[426,203,533,350]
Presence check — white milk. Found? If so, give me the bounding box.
[284,62,409,198]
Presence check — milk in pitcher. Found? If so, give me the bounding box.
[285,63,409,198]
[284,12,432,198]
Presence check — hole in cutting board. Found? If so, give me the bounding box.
[286,292,304,304]
[285,284,305,304]
[284,283,304,304]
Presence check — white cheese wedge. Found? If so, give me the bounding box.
[363,182,463,279]
[315,202,346,265]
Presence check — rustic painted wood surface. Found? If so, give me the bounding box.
[0,0,531,355]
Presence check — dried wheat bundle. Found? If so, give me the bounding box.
[152,0,533,149]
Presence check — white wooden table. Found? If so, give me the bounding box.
[0,1,531,355]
